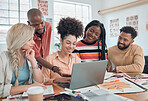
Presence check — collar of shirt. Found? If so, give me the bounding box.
[33,34,41,41]
[115,44,133,54]
[54,51,75,64]
[33,28,47,41]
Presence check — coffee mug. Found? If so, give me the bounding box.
[27,86,44,101]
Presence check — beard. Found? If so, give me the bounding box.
[117,42,130,50]
[35,26,45,36]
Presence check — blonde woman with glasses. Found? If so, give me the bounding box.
[0,23,45,98]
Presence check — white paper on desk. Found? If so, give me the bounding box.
[136,80,148,90]
[74,86,99,93]
[3,98,29,101]
[104,71,114,80]
[61,86,133,101]
[99,78,145,94]
[22,85,54,97]
[81,89,133,101]
[60,86,99,94]
[8,85,54,99]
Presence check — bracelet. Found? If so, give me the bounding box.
[32,66,39,69]
[51,66,57,72]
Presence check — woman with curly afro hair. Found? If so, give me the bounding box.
[42,17,83,84]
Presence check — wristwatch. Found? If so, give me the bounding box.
[51,66,57,72]
[32,66,39,69]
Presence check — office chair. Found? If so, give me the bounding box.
[143,56,148,74]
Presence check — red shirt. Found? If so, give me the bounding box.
[33,21,52,59]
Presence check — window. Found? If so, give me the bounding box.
[0,0,30,51]
[54,0,91,41]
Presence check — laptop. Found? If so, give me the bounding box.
[58,60,107,90]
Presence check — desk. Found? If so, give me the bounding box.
[119,91,148,101]
[0,84,63,101]
[1,84,148,101]
[53,83,148,101]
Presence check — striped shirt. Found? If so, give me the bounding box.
[74,40,107,62]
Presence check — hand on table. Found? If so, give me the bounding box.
[29,82,47,90]
[53,77,71,84]
[59,72,71,77]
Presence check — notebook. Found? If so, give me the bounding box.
[58,60,107,90]
[7,85,54,99]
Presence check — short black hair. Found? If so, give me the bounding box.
[56,17,83,40]
[120,26,137,39]
[27,8,43,21]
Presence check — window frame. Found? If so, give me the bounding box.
[0,0,30,49]
[53,0,91,45]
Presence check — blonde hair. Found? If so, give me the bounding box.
[6,23,34,86]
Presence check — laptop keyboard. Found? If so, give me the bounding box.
[58,83,70,88]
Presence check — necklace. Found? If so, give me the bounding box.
[19,64,25,71]
[19,58,26,71]
[58,51,70,64]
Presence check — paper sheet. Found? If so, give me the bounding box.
[136,80,148,90]
[61,86,133,101]
[99,78,145,94]
[81,89,133,101]
[7,85,54,99]
[22,85,54,97]
[104,72,114,80]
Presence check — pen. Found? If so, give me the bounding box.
[68,92,81,98]
[64,88,80,93]
[65,88,88,99]
[125,78,147,91]
[64,88,73,92]
[64,88,89,100]
[78,93,89,101]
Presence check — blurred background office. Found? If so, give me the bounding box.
[0,0,148,55]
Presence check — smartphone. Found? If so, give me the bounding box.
[43,94,85,101]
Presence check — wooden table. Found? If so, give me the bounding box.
[1,83,148,101]
[0,84,63,101]
[53,83,148,101]
[119,91,148,101]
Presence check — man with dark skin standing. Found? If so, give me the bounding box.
[27,8,68,76]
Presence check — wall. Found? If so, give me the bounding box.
[0,0,103,53]
[31,0,55,54]
[101,1,148,55]
[56,0,103,20]
[31,0,103,54]
[101,0,137,10]
[2,0,147,55]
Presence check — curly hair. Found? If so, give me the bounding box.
[56,17,83,40]
[120,26,137,39]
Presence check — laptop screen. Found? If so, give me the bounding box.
[70,60,108,90]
